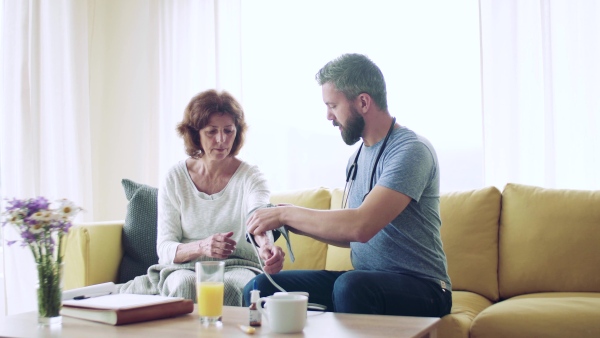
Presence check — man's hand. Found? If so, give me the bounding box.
[247,207,284,235]
[198,231,237,259]
[258,244,285,274]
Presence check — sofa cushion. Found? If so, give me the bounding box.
[117,179,159,283]
[499,184,600,298]
[329,187,345,211]
[270,187,331,270]
[471,293,600,338]
[438,291,493,338]
[64,221,124,290]
[440,186,501,302]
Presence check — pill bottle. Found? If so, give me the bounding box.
[249,289,261,327]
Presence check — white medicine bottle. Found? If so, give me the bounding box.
[249,289,261,327]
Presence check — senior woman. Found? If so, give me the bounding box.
[156,89,285,306]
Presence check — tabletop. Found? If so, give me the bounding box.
[0,305,440,338]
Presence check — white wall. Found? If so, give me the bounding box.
[239,0,483,194]
[86,0,483,221]
[88,0,160,221]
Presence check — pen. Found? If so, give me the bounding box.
[72,291,113,300]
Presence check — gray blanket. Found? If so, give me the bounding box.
[117,258,263,306]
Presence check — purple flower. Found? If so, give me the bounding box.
[25,197,50,216]
[2,196,81,264]
[6,198,27,210]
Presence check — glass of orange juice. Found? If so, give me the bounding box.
[196,261,225,326]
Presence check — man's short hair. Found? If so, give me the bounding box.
[315,53,388,111]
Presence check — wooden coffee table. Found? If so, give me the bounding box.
[0,305,439,337]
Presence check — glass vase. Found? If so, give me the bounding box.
[36,261,64,326]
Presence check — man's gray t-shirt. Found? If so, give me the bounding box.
[348,126,452,291]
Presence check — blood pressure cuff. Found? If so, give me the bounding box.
[245,230,280,247]
[245,204,281,244]
[245,204,295,263]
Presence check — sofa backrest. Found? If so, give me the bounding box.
[326,188,354,271]
[440,186,501,302]
[271,187,331,271]
[499,183,600,299]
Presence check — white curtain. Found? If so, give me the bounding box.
[0,0,5,318]
[0,0,93,315]
[0,0,600,315]
[480,0,600,190]
[238,0,483,193]
[7,0,596,316]
[157,0,243,182]
[159,0,484,194]
[0,0,243,316]
[1,0,482,315]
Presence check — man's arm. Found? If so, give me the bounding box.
[287,226,352,248]
[247,185,411,244]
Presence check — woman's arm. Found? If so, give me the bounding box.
[157,175,186,264]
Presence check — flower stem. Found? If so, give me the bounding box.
[36,260,63,318]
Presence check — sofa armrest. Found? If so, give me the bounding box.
[63,221,124,290]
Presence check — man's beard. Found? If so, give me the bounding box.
[340,106,365,145]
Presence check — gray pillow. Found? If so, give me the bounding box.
[117,179,159,284]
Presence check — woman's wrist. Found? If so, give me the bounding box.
[174,241,201,263]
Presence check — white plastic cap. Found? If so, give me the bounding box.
[250,289,260,302]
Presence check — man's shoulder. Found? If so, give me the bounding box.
[391,128,436,154]
[393,126,426,141]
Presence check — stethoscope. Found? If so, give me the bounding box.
[342,117,396,209]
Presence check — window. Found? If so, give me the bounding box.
[239,0,483,192]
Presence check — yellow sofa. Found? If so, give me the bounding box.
[64,184,600,338]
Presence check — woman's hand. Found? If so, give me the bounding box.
[258,244,285,274]
[173,231,236,263]
[198,231,237,259]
